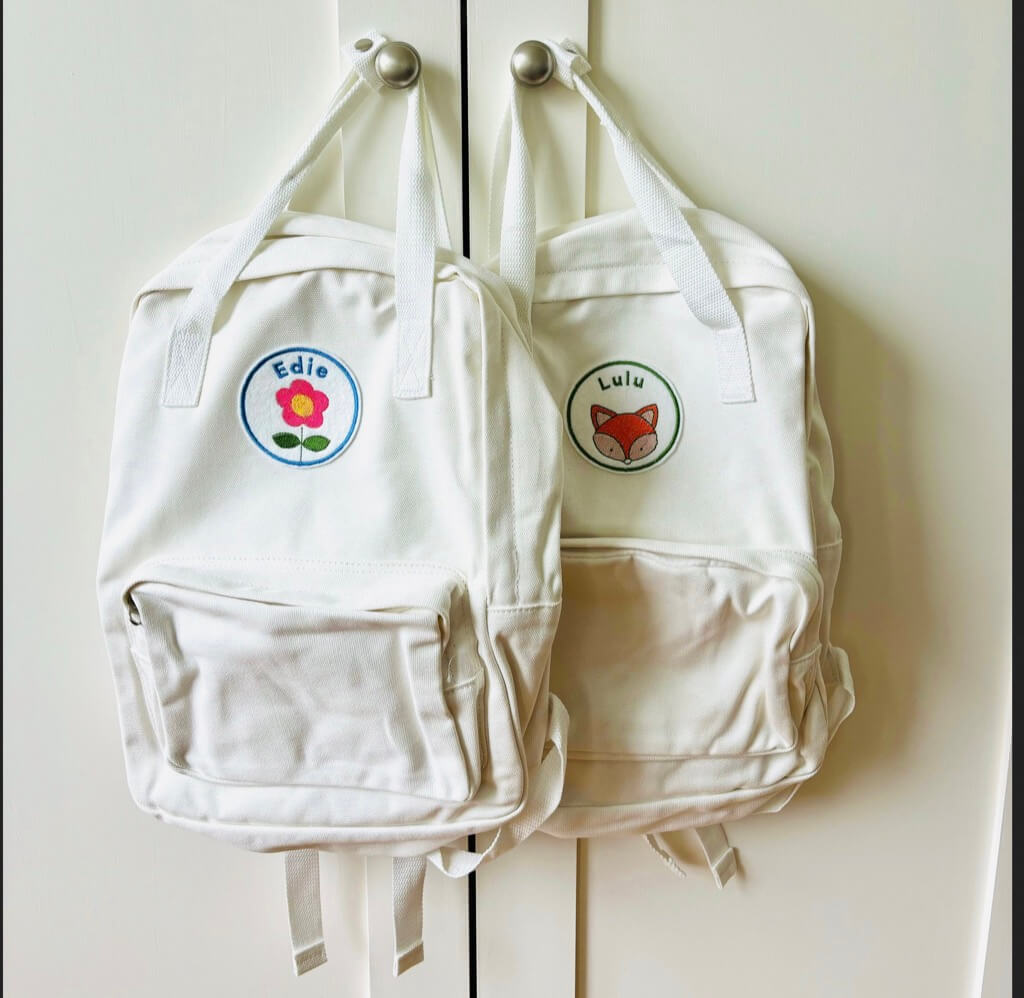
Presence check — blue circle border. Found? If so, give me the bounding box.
[239,346,361,468]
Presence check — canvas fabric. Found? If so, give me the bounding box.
[490,39,854,866]
[96,31,566,976]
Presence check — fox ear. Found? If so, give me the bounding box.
[591,405,616,429]
[635,404,658,427]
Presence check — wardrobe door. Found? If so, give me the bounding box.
[1,1,1009,996]
[550,2,1012,997]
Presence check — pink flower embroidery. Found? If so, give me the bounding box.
[275,380,330,429]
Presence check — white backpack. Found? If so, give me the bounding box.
[96,32,567,977]
[491,40,855,882]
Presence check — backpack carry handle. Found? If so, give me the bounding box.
[162,31,447,408]
[491,39,756,405]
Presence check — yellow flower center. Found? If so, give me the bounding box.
[290,394,314,418]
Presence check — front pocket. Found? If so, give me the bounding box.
[124,564,484,802]
[553,539,822,759]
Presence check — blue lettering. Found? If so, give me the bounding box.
[316,365,328,379]
[273,361,288,378]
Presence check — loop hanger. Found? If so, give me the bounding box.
[352,37,451,252]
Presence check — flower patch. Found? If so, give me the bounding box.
[240,348,360,468]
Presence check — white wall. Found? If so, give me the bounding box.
[2,2,1010,996]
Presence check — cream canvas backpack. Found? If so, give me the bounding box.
[491,39,855,883]
[96,32,567,977]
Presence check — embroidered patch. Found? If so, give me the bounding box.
[565,360,682,473]
[240,347,361,468]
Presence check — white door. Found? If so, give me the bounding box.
[3,2,1010,996]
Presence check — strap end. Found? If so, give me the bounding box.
[392,856,427,977]
[549,38,592,81]
[285,849,327,978]
[341,31,388,91]
[720,388,757,405]
[292,941,328,977]
[694,824,740,889]
[709,846,738,889]
[393,941,425,977]
[161,320,209,408]
[716,325,757,404]
[392,316,434,399]
[392,376,431,400]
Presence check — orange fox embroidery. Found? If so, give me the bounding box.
[591,404,659,465]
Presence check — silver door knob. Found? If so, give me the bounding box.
[511,41,554,86]
[375,41,421,89]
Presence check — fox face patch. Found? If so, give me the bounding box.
[566,361,681,473]
[591,404,659,465]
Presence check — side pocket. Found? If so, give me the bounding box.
[487,603,562,768]
[444,668,487,792]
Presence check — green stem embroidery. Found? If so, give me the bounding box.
[299,427,304,464]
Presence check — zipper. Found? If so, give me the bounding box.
[560,536,823,605]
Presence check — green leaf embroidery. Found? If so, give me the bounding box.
[272,433,301,449]
[301,435,331,452]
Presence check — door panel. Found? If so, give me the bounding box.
[465,0,589,265]
[465,3,587,995]
[337,0,464,241]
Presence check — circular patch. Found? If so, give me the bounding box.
[565,360,682,473]
[240,347,361,468]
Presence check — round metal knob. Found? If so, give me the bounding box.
[375,41,421,89]
[510,40,554,86]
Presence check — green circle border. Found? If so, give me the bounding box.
[565,359,683,473]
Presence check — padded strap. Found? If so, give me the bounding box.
[491,38,755,404]
[391,856,427,976]
[284,849,327,976]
